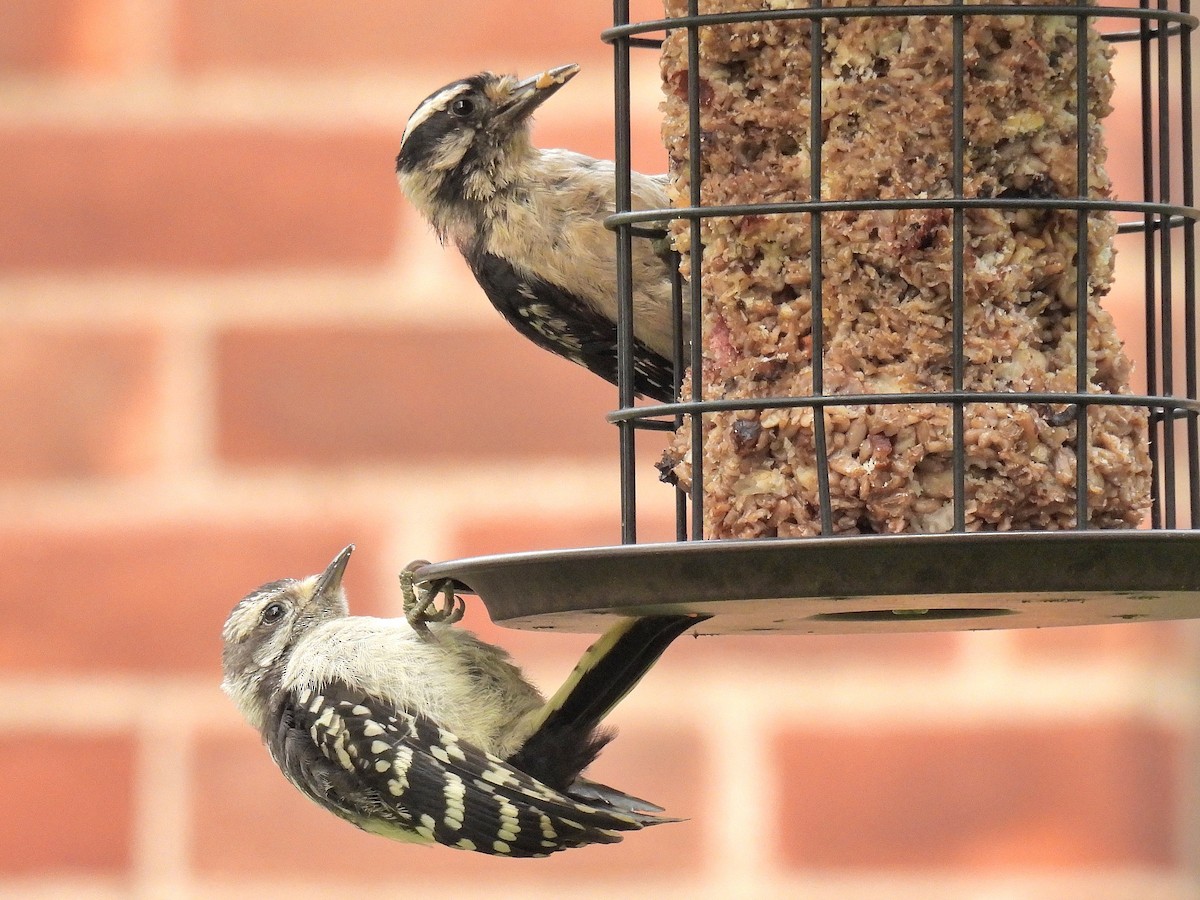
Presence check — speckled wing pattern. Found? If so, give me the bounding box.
[468,251,677,402]
[268,680,662,857]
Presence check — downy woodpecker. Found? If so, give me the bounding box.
[221,545,705,857]
[395,64,685,402]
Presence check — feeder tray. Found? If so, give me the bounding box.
[415,530,1200,634]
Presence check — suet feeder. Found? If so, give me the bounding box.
[417,0,1200,635]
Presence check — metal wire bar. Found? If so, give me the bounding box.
[951,4,967,533]
[1182,0,1200,525]
[620,406,1199,434]
[600,3,1197,38]
[1107,21,1191,40]
[671,246,689,540]
[1141,0,1162,527]
[606,22,1192,47]
[686,0,704,540]
[608,391,1200,421]
[1074,9,1092,530]
[613,0,638,544]
[608,196,1199,228]
[1118,213,1192,232]
[811,0,833,535]
[1158,0,1178,527]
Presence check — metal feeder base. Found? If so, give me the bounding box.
[417,530,1200,635]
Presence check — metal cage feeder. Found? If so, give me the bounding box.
[419,0,1200,635]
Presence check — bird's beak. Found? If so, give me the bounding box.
[496,63,580,127]
[312,544,354,603]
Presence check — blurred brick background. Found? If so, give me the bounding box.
[0,1,1197,898]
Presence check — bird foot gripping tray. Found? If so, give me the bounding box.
[417,0,1200,636]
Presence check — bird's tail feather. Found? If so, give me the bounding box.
[566,775,677,819]
[505,613,706,814]
[530,613,709,741]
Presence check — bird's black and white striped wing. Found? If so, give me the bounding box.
[468,251,677,402]
[268,681,666,858]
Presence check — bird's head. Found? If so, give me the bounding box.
[220,545,354,731]
[395,63,580,239]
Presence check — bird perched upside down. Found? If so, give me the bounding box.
[221,545,706,857]
[396,63,685,401]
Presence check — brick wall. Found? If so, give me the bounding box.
[1,2,1197,898]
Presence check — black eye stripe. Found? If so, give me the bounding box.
[395,74,496,176]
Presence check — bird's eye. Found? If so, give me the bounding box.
[450,96,475,118]
[261,602,286,625]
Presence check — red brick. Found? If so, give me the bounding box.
[0,128,399,272]
[1106,53,1145,206]
[0,522,389,675]
[191,720,704,880]
[445,511,654,659]
[774,720,1181,870]
[670,630,960,667]
[0,327,163,479]
[525,108,670,183]
[1106,284,1147,395]
[0,0,123,75]
[174,0,614,73]
[215,325,627,466]
[1011,621,1185,662]
[452,514,677,557]
[0,732,134,875]
[447,513,650,661]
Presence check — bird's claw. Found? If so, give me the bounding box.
[401,560,466,633]
[649,234,674,261]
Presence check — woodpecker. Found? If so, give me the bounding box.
[395,63,685,402]
[221,545,706,857]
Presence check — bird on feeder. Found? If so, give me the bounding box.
[220,545,706,856]
[396,63,685,402]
